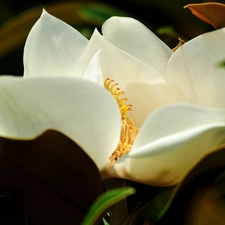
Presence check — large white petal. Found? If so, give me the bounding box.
[165,27,225,107]
[102,17,173,75]
[0,76,121,170]
[108,104,225,186]
[24,10,88,77]
[75,30,171,126]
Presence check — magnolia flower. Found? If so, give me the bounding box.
[2,10,225,186]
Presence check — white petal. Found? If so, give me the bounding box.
[165,27,225,107]
[24,10,88,77]
[0,76,121,170]
[102,17,173,74]
[73,29,104,78]
[83,50,104,85]
[132,103,225,152]
[75,30,171,126]
[108,104,225,186]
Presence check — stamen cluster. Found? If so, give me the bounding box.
[104,78,139,163]
[104,78,132,118]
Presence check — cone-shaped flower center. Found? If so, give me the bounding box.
[104,78,139,163]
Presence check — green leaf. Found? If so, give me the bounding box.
[138,187,174,223]
[103,218,110,225]
[81,187,136,225]
[0,130,103,225]
[157,26,179,39]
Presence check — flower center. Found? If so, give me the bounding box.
[104,78,139,163]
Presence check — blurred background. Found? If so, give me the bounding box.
[0,0,224,75]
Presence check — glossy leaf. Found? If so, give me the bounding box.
[0,130,103,225]
[184,2,225,29]
[81,187,135,225]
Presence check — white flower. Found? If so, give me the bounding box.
[2,10,225,186]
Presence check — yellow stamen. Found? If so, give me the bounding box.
[172,37,185,52]
[104,78,139,163]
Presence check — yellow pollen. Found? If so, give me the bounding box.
[104,78,139,163]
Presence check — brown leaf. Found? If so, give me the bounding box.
[0,130,103,225]
[157,148,225,225]
[184,2,225,29]
[185,186,225,225]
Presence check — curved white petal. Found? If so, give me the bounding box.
[83,50,104,86]
[73,29,105,78]
[133,104,225,150]
[102,17,173,74]
[75,30,171,126]
[108,104,225,186]
[0,76,121,170]
[165,27,225,107]
[24,10,88,77]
